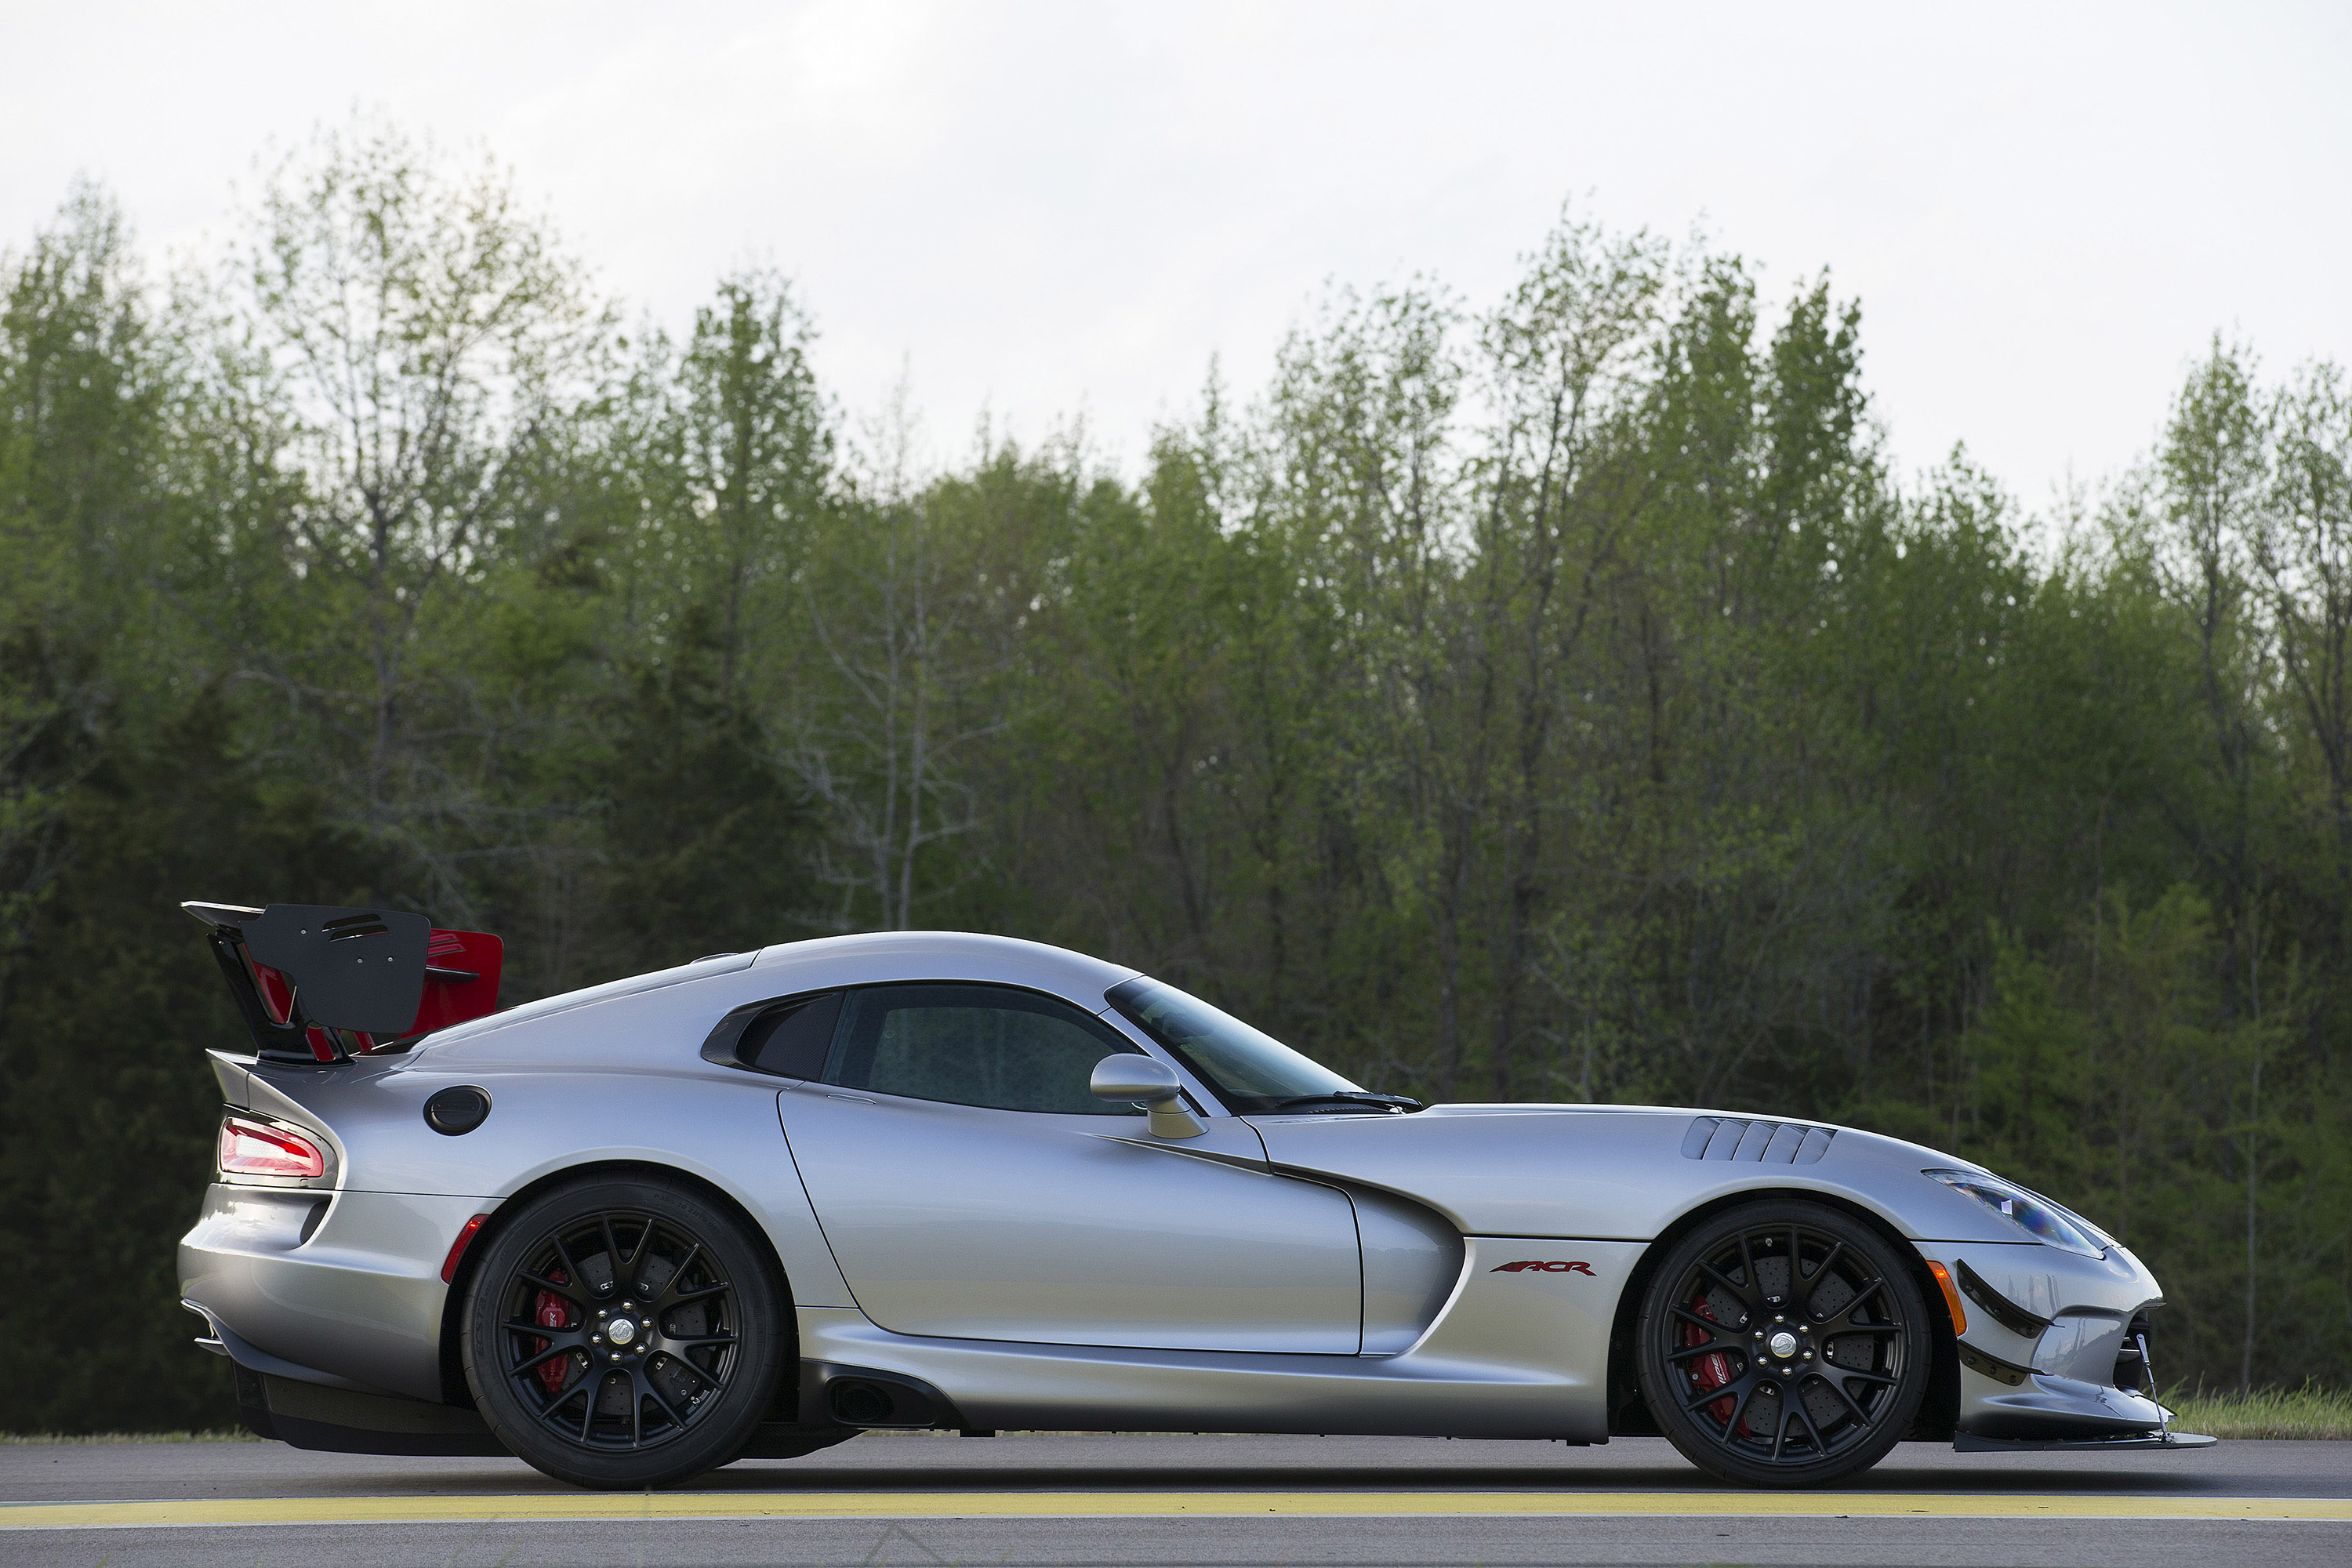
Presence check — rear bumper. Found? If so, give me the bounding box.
[223,1358,507,1455]
[178,1182,493,1403]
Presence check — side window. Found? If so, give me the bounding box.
[824,984,1145,1116]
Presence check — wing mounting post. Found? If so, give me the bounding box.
[183,902,321,1061]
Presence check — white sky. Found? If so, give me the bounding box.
[4,2,2347,509]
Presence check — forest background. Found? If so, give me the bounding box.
[2,121,2346,1431]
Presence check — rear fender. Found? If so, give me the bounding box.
[435,1157,809,1421]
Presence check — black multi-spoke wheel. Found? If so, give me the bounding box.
[1635,1200,1931,1487]
[463,1176,786,1488]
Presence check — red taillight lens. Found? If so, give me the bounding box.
[218,1115,326,1180]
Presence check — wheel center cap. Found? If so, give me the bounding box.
[1767,1330,1800,1359]
[608,1317,638,1346]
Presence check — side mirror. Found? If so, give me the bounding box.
[1090,1054,1205,1140]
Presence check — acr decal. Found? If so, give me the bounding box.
[1490,1260,1595,1275]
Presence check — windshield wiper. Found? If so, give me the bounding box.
[1265,1091,1423,1114]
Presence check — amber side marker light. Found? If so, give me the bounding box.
[441,1214,489,1283]
[1926,1260,1969,1334]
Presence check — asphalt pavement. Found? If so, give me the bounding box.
[2,1431,2346,1567]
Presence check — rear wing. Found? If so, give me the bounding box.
[182,901,504,1062]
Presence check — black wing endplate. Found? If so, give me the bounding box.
[183,901,503,1062]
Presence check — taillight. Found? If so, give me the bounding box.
[218,1115,326,1180]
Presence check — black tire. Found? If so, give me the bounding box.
[1634,1199,1931,1488]
[463,1174,788,1489]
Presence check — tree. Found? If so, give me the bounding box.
[215,114,602,911]
[2258,362,2352,969]
[2111,339,2273,1018]
[1265,282,1475,1089]
[0,185,160,1036]
[768,394,1018,930]
[670,270,830,714]
[1467,209,1666,1098]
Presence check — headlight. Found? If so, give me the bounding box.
[1926,1170,2107,1257]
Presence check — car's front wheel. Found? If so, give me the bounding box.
[1634,1199,1932,1488]
[462,1174,787,1488]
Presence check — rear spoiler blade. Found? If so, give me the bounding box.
[182,901,504,1062]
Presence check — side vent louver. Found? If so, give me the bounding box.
[1680,1116,1835,1165]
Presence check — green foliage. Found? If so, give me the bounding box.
[1952,888,2332,1384]
[0,131,2347,1432]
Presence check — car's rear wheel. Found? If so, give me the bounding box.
[1634,1199,1931,1488]
[463,1175,786,1489]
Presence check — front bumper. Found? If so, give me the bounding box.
[1933,1239,2181,1440]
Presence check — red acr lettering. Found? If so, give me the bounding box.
[1490,1260,1595,1275]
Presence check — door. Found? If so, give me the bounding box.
[779,982,1363,1353]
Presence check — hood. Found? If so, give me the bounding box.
[1247,1102,2024,1246]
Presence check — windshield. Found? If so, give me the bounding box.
[1105,976,1363,1112]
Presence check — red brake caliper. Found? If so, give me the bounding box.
[532,1269,573,1395]
[1682,1294,1751,1437]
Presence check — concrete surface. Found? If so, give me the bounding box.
[2,1431,2345,1566]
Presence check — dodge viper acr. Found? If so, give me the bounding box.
[176,902,2212,1489]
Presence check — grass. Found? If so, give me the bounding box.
[2163,1381,2352,1439]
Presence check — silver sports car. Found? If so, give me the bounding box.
[176,901,2211,1490]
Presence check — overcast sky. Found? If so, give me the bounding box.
[5,2,2347,508]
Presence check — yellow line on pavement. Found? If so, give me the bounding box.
[3,1491,2349,1529]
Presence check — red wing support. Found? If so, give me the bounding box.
[183,901,505,1062]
